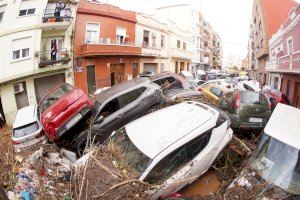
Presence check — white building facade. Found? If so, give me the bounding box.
[0,0,77,126]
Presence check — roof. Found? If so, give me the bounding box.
[13,105,37,129]
[126,101,215,159]
[95,78,150,104]
[264,103,300,149]
[260,0,297,39]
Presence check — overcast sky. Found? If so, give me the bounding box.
[105,0,299,65]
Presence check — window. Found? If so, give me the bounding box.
[116,27,126,44]
[286,80,291,97]
[183,42,186,50]
[143,30,150,47]
[117,87,146,108]
[161,35,165,48]
[86,22,100,44]
[210,87,223,97]
[240,91,268,105]
[177,40,180,48]
[0,5,5,22]
[12,37,31,60]
[287,38,294,54]
[19,0,36,17]
[145,130,211,184]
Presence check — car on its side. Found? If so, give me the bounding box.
[73,78,165,154]
[228,104,300,198]
[200,83,227,105]
[198,79,234,92]
[40,83,94,143]
[219,91,273,131]
[106,101,233,199]
[12,105,45,150]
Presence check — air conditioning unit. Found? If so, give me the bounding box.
[14,83,24,94]
[100,38,110,44]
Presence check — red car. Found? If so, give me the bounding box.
[40,83,93,142]
[267,90,291,105]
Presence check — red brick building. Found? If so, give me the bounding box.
[73,0,141,94]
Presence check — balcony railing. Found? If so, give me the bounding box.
[84,37,137,47]
[37,48,71,68]
[42,9,72,23]
[266,59,277,71]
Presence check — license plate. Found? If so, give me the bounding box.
[66,113,82,130]
[249,117,263,123]
[14,136,46,150]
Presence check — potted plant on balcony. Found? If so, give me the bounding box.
[61,50,71,64]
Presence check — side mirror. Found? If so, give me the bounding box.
[94,115,104,124]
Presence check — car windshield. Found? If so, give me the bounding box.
[40,84,74,113]
[13,122,39,138]
[109,127,151,175]
[240,92,268,105]
[250,134,300,195]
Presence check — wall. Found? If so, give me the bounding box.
[281,74,300,105]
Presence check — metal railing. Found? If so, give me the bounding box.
[37,48,71,68]
[84,37,137,47]
[42,9,72,23]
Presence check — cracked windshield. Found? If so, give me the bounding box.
[0,0,299,199]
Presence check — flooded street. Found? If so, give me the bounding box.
[180,170,221,197]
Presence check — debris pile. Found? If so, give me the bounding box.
[72,145,151,200]
[8,145,72,200]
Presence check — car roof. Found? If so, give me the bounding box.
[95,77,151,104]
[264,103,300,150]
[13,105,37,129]
[125,101,217,159]
[149,72,178,81]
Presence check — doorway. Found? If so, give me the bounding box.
[132,63,138,78]
[87,65,96,94]
[294,82,300,108]
[110,64,125,86]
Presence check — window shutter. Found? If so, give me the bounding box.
[20,0,36,10]
[12,37,31,51]
[116,27,126,36]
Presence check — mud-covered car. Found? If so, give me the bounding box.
[40,83,94,142]
[219,91,272,130]
[106,101,233,199]
[74,78,164,153]
[228,104,300,199]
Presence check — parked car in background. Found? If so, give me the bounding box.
[106,101,233,199]
[229,104,300,198]
[179,71,199,88]
[198,79,234,92]
[139,71,156,77]
[40,83,94,143]
[149,72,193,91]
[234,80,260,92]
[74,78,165,154]
[200,83,226,105]
[12,105,45,150]
[219,91,273,131]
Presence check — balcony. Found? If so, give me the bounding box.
[265,59,277,71]
[80,38,141,57]
[41,9,72,31]
[37,48,71,68]
[256,47,268,59]
[141,43,166,58]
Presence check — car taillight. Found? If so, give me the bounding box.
[13,140,21,145]
[235,92,240,109]
[198,87,203,92]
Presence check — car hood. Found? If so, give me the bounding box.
[164,89,202,100]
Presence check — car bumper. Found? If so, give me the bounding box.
[14,135,46,151]
[56,106,92,139]
[230,115,267,130]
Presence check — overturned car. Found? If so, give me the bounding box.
[106,101,233,199]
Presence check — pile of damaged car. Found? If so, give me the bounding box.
[6,71,300,200]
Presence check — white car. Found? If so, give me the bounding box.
[234,80,260,92]
[108,101,233,199]
[12,105,45,150]
[198,79,234,92]
[179,71,199,88]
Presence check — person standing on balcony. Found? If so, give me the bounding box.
[51,39,57,62]
[55,1,65,22]
[64,3,71,21]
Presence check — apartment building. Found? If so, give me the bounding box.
[212,33,223,69]
[249,0,296,86]
[0,0,76,125]
[136,13,169,74]
[73,0,141,94]
[266,3,300,108]
[154,4,199,73]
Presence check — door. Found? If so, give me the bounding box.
[143,63,157,73]
[110,64,125,86]
[14,82,29,110]
[294,82,300,108]
[87,65,96,94]
[34,73,65,103]
[132,63,138,78]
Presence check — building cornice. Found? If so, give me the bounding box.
[0,25,41,37]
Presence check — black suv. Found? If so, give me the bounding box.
[74,78,164,154]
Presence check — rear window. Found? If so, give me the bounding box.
[40,84,74,113]
[241,92,268,105]
[13,122,39,138]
